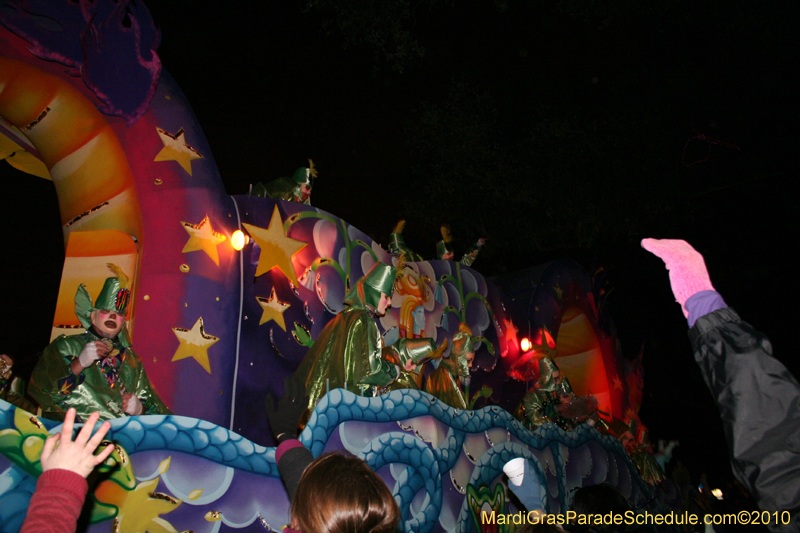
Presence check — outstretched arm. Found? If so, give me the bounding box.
[267,377,314,502]
[642,238,800,531]
[21,409,114,533]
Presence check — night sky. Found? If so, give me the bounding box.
[2,0,798,493]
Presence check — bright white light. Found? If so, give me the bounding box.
[231,230,247,250]
[520,337,532,352]
[711,488,723,500]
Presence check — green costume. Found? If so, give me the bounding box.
[521,357,574,430]
[622,422,666,486]
[295,262,441,410]
[29,332,170,422]
[0,357,36,413]
[388,221,425,262]
[436,224,483,266]
[383,338,443,392]
[28,266,170,422]
[252,163,315,205]
[424,327,473,409]
[388,221,483,265]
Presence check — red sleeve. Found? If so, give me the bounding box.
[20,469,88,533]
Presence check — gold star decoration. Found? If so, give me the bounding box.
[95,456,197,533]
[256,287,291,330]
[613,374,624,391]
[243,206,307,286]
[154,127,203,175]
[172,317,219,373]
[181,215,227,266]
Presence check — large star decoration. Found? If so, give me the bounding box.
[154,127,203,175]
[181,215,226,265]
[105,477,183,533]
[243,206,307,286]
[501,317,519,357]
[95,457,198,533]
[172,317,219,373]
[256,287,291,330]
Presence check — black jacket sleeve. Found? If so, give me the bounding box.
[689,308,800,532]
[277,441,314,502]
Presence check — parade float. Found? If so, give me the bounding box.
[1,2,660,531]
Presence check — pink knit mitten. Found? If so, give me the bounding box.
[641,238,714,317]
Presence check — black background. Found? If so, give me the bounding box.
[1,0,797,493]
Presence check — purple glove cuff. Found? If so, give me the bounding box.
[685,290,727,328]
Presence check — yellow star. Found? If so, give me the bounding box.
[181,215,227,265]
[613,374,624,391]
[95,458,190,533]
[154,127,203,175]
[243,206,307,286]
[172,317,219,373]
[256,287,291,330]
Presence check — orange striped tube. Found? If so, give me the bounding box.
[0,56,142,244]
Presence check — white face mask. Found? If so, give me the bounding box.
[91,309,126,339]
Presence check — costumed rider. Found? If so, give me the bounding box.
[388,220,486,266]
[436,224,485,267]
[381,337,447,392]
[521,357,597,430]
[1,352,36,412]
[619,419,666,486]
[29,264,171,422]
[251,159,316,205]
[388,220,425,262]
[294,258,446,410]
[424,323,474,409]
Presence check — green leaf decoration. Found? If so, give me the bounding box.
[292,322,313,347]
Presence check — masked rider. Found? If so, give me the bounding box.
[29,265,171,422]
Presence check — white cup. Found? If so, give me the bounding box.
[503,457,526,486]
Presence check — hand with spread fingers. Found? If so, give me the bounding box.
[41,408,115,478]
[265,377,309,444]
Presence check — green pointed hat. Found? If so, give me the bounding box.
[451,323,475,378]
[74,264,132,346]
[452,323,475,358]
[536,357,560,391]
[345,261,398,312]
[291,159,317,186]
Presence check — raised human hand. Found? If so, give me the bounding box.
[40,408,114,478]
[641,238,715,316]
[265,376,309,443]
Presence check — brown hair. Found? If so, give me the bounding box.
[291,453,401,533]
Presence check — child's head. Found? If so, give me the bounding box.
[291,453,400,533]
